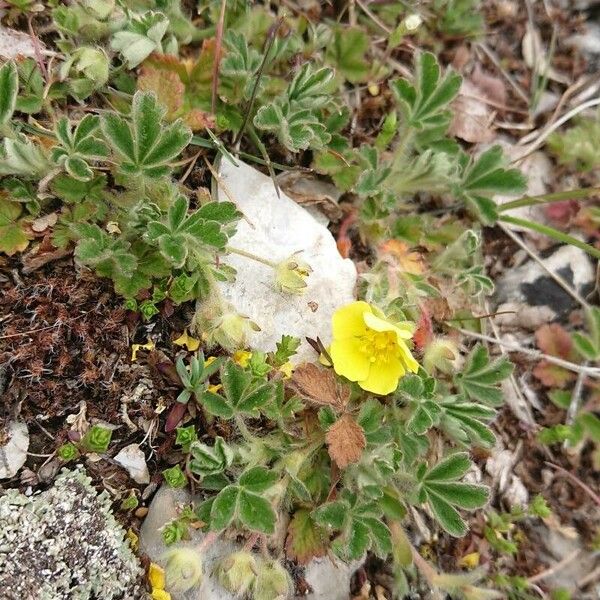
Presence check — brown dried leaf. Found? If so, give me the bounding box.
[448,80,495,143]
[288,363,349,410]
[325,414,365,469]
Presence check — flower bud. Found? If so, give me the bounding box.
[423,337,459,375]
[254,560,292,600]
[215,551,257,596]
[194,298,259,353]
[404,14,422,32]
[162,547,203,593]
[275,252,313,294]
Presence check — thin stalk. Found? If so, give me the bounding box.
[211,0,227,114]
[498,215,600,260]
[234,415,256,443]
[226,245,277,269]
[456,328,600,379]
[233,17,283,147]
[498,187,600,213]
[247,126,281,197]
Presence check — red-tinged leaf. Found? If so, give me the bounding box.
[532,360,574,388]
[184,108,216,131]
[336,209,356,258]
[138,66,185,118]
[165,401,188,432]
[535,324,575,360]
[285,508,327,564]
[413,305,433,350]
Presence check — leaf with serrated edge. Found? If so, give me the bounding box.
[326,414,366,469]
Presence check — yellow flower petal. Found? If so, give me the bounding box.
[208,384,222,394]
[363,311,413,340]
[149,563,166,590]
[204,356,217,366]
[151,590,171,600]
[173,330,201,352]
[131,339,155,362]
[331,301,371,340]
[359,355,405,395]
[233,350,252,368]
[396,339,419,373]
[330,338,370,382]
[279,362,293,379]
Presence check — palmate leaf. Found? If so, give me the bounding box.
[146,195,238,267]
[440,396,497,448]
[326,26,370,83]
[101,91,192,179]
[419,452,489,537]
[457,145,527,225]
[0,135,50,178]
[454,344,513,406]
[209,468,278,534]
[198,359,277,420]
[0,196,31,255]
[0,61,18,127]
[391,51,461,134]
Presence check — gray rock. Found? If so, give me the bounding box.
[140,485,360,600]
[216,158,357,363]
[492,245,595,329]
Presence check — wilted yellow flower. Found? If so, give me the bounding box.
[275,252,312,294]
[233,350,252,367]
[173,330,201,352]
[148,563,166,590]
[131,339,155,362]
[279,362,293,379]
[330,301,418,395]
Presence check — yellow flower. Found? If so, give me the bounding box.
[208,384,222,394]
[151,591,171,600]
[149,563,166,590]
[330,301,418,395]
[173,330,201,352]
[233,350,252,368]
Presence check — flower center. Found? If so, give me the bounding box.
[360,330,397,362]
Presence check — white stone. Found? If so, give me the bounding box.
[216,158,357,363]
[0,420,29,479]
[113,444,150,484]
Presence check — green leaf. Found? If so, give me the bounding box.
[426,482,489,509]
[222,360,252,406]
[313,501,347,529]
[238,490,276,534]
[239,466,279,493]
[211,485,240,530]
[326,27,369,83]
[189,437,234,477]
[427,492,467,537]
[0,61,18,127]
[101,91,191,179]
[236,382,276,414]
[424,452,471,482]
[0,197,30,255]
[200,391,234,419]
[362,517,392,558]
[455,345,513,406]
[346,519,370,559]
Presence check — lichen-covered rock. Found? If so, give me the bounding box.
[0,468,143,600]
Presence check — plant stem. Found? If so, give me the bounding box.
[498,187,600,213]
[226,245,277,269]
[234,415,256,443]
[498,215,600,260]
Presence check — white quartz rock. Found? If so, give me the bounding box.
[113,443,150,484]
[216,158,357,363]
[0,420,29,479]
